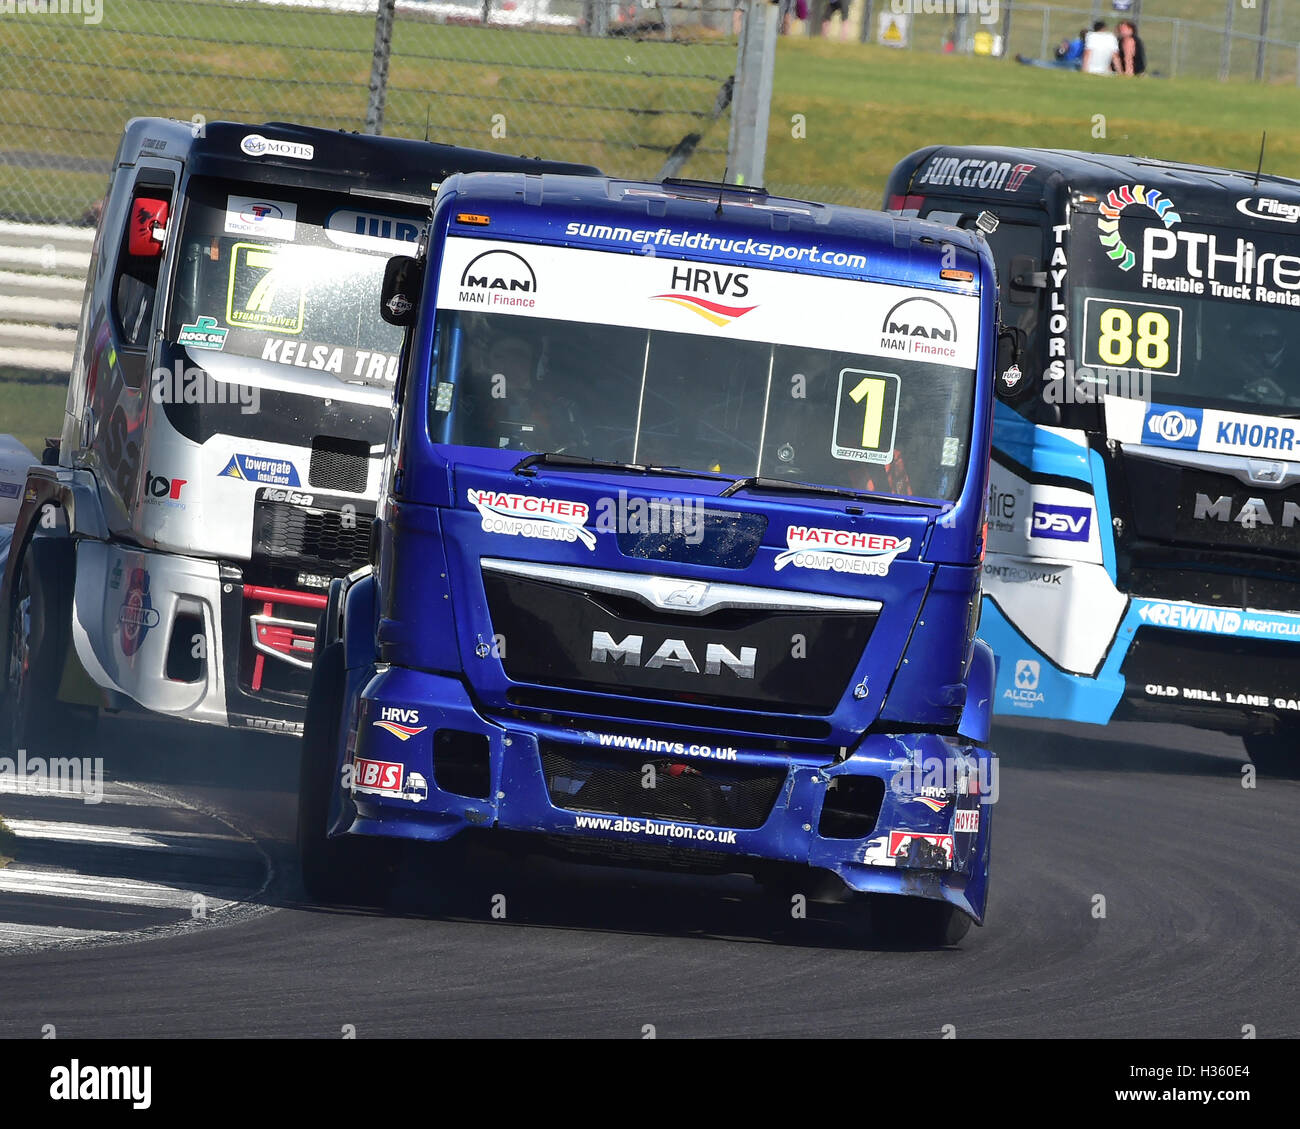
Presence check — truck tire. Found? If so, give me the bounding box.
[296,641,397,905]
[871,895,973,948]
[1242,732,1300,779]
[2,537,98,757]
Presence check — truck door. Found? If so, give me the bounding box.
[84,159,181,526]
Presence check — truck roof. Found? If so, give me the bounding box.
[116,116,601,204]
[891,145,1300,229]
[438,172,991,290]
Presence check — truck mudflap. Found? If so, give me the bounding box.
[337,667,995,923]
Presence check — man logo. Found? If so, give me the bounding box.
[460,249,537,293]
[881,296,958,343]
[1014,659,1040,690]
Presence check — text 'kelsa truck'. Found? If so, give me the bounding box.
[300,174,1001,943]
[0,118,595,751]
[887,146,1300,774]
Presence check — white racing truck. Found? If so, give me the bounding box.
[0,118,597,752]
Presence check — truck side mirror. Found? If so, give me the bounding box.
[381,255,423,326]
[995,324,1034,401]
[1007,254,1046,305]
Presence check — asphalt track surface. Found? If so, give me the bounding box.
[0,711,1296,1039]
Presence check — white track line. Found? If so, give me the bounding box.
[0,777,159,805]
[0,866,237,910]
[0,921,112,945]
[4,819,257,858]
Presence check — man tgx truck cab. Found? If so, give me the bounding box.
[299,174,1001,944]
[887,146,1300,774]
[0,118,597,749]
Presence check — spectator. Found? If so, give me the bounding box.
[821,0,848,41]
[1116,19,1147,76]
[1082,19,1119,76]
[1016,28,1085,70]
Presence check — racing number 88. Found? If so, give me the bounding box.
[1097,307,1170,370]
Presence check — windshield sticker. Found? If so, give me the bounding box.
[832,369,900,464]
[226,243,306,334]
[224,196,297,241]
[176,315,228,351]
[1099,185,1300,307]
[652,265,757,327]
[942,436,959,466]
[879,295,959,360]
[239,133,313,161]
[324,208,424,255]
[456,248,538,310]
[436,237,981,367]
[1082,297,1182,377]
[1097,184,1182,273]
[467,489,596,550]
[259,339,399,383]
[218,454,301,486]
[1236,198,1300,224]
[774,526,911,575]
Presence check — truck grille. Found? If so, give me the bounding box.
[483,566,876,714]
[308,436,370,493]
[253,500,371,572]
[541,743,786,829]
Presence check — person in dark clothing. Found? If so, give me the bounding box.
[1116,19,1146,75]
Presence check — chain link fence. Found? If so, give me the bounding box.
[0,0,740,226]
[3,0,1299,228]
[854,2,1300,84]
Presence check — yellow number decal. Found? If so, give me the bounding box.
[243,249,278,314]
[849,375,887,449]
[1097,307,1133,366]
[1135,310,1170,370]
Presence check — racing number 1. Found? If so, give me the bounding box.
[848,375,888,449]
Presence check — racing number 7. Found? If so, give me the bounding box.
[243,249,279,314]
[848,375,888,449]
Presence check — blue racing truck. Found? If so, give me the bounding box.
[298,175,1001,943]
[887,147,1300,774]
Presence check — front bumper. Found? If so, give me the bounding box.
[336,667,994,922]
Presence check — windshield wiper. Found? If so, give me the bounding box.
[719,475,943,508]
[513,452,736,482]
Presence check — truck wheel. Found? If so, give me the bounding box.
[2,538,97,757]
[1242,732,1300,779]
[296,641,396,905]
[871,895,973,947]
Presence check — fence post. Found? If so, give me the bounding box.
[1001,0,1013,56]
[728,0,780,187]
[1171,18,1179,79]
[1220,0,1234,81]
[858,0,873,45]
[1039,8,1049,61]
[1256,0,1272,81]
[364,0,396,136]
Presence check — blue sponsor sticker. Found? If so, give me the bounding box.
[0,481,19,499]
[1142,404,1202,449]
[1030,502,1091,542]
[219,454,300,486]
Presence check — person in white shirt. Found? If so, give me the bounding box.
[1082,20,1119,75]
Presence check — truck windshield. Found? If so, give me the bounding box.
[427,240,980,502]
[168,177,424,390]
[1068,211,1300,413]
